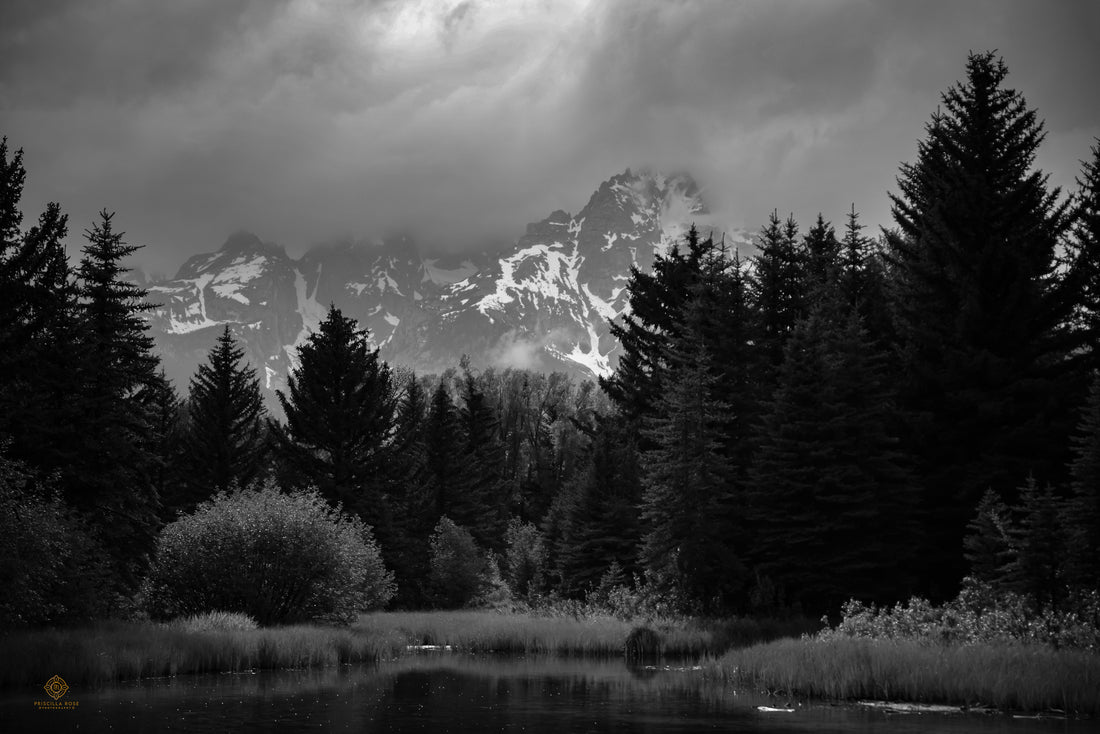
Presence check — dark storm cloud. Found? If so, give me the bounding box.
[2,0,1096,275]
[0,1,289,106]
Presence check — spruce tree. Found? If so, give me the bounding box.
[0,140,71,360]
[144,369,184,518]
[601,225,709,424]
[1004,477,1065,606]
[1065,372,1100,588]
[802,213,840,296]
[749,211,805,382]
[0,140,82,477]
[840,204,867,306]
[557,412,641,596]
[0,137,30,361]
[886,52,1077,596]
[839,204,894,345]
[458,364,509,551]
[423,378,477,527]
[963,489,1013,585]
[690,243,759,471]
[639,298,744,613]
[180,326,268,507]
[74,210,163,586]
[271,304,396,525]
[385,375,435,606]
[748,300,919,612]
[1067,141,1100,371]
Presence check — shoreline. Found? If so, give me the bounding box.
[1,611,1095,717]
[708,636,1100,718]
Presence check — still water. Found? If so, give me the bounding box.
[0,654,1089,733]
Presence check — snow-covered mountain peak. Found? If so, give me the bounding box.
[142,168,739,404]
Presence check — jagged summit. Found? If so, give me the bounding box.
[142,169,749,402]
[219,230,264,252]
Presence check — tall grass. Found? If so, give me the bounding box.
[355,610,815,657]
[710,637,1100,716]
[0,621,406,689]
[0,611,814,690]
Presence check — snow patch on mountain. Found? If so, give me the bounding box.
[423,258,479,285]
[582,282,617,322]
[152,272,220,334]
[562,322,612,377]
[288,267,326,366]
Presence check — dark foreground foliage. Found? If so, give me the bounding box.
[143,485,395,625]
[713,638,1100,717]
[1,50,1099,634]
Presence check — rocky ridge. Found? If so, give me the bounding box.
[143,170,752,400]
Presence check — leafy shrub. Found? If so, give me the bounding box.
[580,565,689,621]
[143,484,395,625]
[0,448,112,626]
[427,517,489,608]
[503,519,546,598]
[168,610,259,632]
[820,577,1100,650]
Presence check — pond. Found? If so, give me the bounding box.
[0,654,1089,733]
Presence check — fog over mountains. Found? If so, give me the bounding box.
[144,169,751,396]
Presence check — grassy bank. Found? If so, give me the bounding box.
[0,622,407,689]
[354,610,815,657]
[0,610,812,689]
[710,637,1100,716]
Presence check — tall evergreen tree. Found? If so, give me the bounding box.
[1004,477,1065,606]
[1067,141,1100,371]
[179,326,268,508]
[0,137,30,362]
[802,213,840,296]
[0,140,72,362]
[639,298,744,613]
[423,379,477,527]
[839,204,867,307]
[748,300,919,612]
[963,489,1013,585]
[749,211,805,382]
[0,140,82,477]
[839,204,894,345]
[385,375,435,606]
[886,52,1077,596]
[271,304,396,525]
[556,412,641,596]
[74,210,163,586]
[144,369,184,518]
[1064,372,1100,589]
[458,364,509,551]
[691,243,759,472]
[601,225,710,424]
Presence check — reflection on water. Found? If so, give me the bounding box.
[0,654,1089,733]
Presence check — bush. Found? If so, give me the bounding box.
[820,577,1100,650]
[428,517,489,608]
[503,519,546,598]
[582,565,688,621]
[0,448,112,626]
[143,484,395,625]
[168,610,259,632]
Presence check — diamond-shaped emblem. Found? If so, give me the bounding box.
[44,675,69,700]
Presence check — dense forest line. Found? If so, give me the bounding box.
[2,52,1099,626]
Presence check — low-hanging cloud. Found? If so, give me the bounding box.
[2,0,1097,276]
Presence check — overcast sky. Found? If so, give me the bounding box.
[2,0,1098,276]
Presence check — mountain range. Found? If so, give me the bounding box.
[143,170,752,401]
